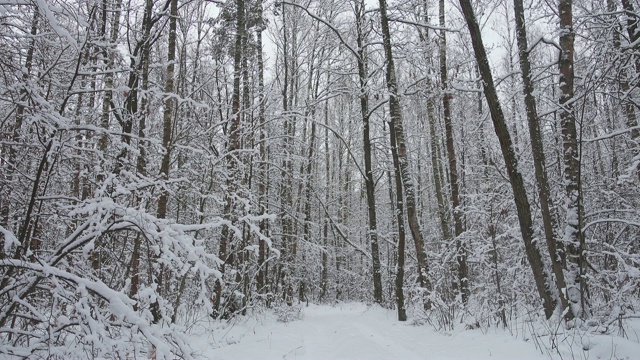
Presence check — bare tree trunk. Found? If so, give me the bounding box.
[97,0,123,168]
[130,0,153,305]
[559,0,586,319]
[458,0,557,319]
[427,109,450,244]
[439,0,469,305]
[355,0,384,305]
[335,128,350,302]
[157,0,178,216]
[1,9,38,258]
[389,123,407,321]
[300,67,319,306]
[488,214,508,328]
[378,0,432,310]
[240,0,252,314]
[513,0,572,320]
[152,0,178,325]
[417,0,451,277]
[256,0,269,296]
[622,0,640,74]
[620,0,640,177]
[217,0,246,312]
[71,47,90,203]
[91,0,123,272]
[320,100,331,301]
[278,4,296,305]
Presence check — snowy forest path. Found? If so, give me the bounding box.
[293,303,422,359]
[204,303,551,360]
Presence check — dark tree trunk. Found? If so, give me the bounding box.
[439,0,469,305]
[93,0,123,272]
[320,101,331,301]
[378,0,432,310]
[622,0,640,74]
[217,0,246,312]
[427,109,450,244]
[277,4,297,306]
[1,9,38,258]
[390,123,407,321]
[620,0,640,177]
[153,0,178,324]
[355,0,384,305]
[157,0,178,220]
[559,0,586,318]
[513,0,572,320]
[458,0,557,319]
[130,0,153,305]
[256,0,269,296]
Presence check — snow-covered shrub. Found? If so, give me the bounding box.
[0,1,276,358]
[275,304,303,323]
[211,289,245,320]
[0,193,227,359]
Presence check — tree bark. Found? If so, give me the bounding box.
[439,0,469,306]
[93,0,123,271]
[378,0,432,310]
[390,122,407,321]
[622,0,640,74]
[157,0,178,220]
[355,0,384,305]
[559,0,586,319]
[217,0,246,312]
[278,3,296,305]
[256,0,269,296]
[513,0,572,320]
[1,9,39,258]
[320,99,331,301]
[620,0,640,178]
[130,0,153,305]
[152,0,178,324]
[458,0,557,319]
[427,110,451,244]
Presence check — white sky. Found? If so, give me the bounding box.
[260,0,537,85]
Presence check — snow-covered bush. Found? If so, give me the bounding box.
[275,304,303,323]
[0,192,227,359]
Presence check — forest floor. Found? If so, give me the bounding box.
[188,302,640,359]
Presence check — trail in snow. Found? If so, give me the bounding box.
[193,303,559,360]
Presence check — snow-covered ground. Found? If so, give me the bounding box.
[186,303,640,360]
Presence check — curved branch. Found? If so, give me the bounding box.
[282,1,360,61]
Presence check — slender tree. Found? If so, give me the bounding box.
[153,0,178,324]
[559,0,586,318]
[513,0,572,319]
[355,0,384,305]
[458,0,557,319]
[378,0,431,310]
[129,0,154,304]
[0,9,39,258]
[615,0,640,179]
[217,0,246,312]
[256,0,269,296]
[439,0,469,305]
